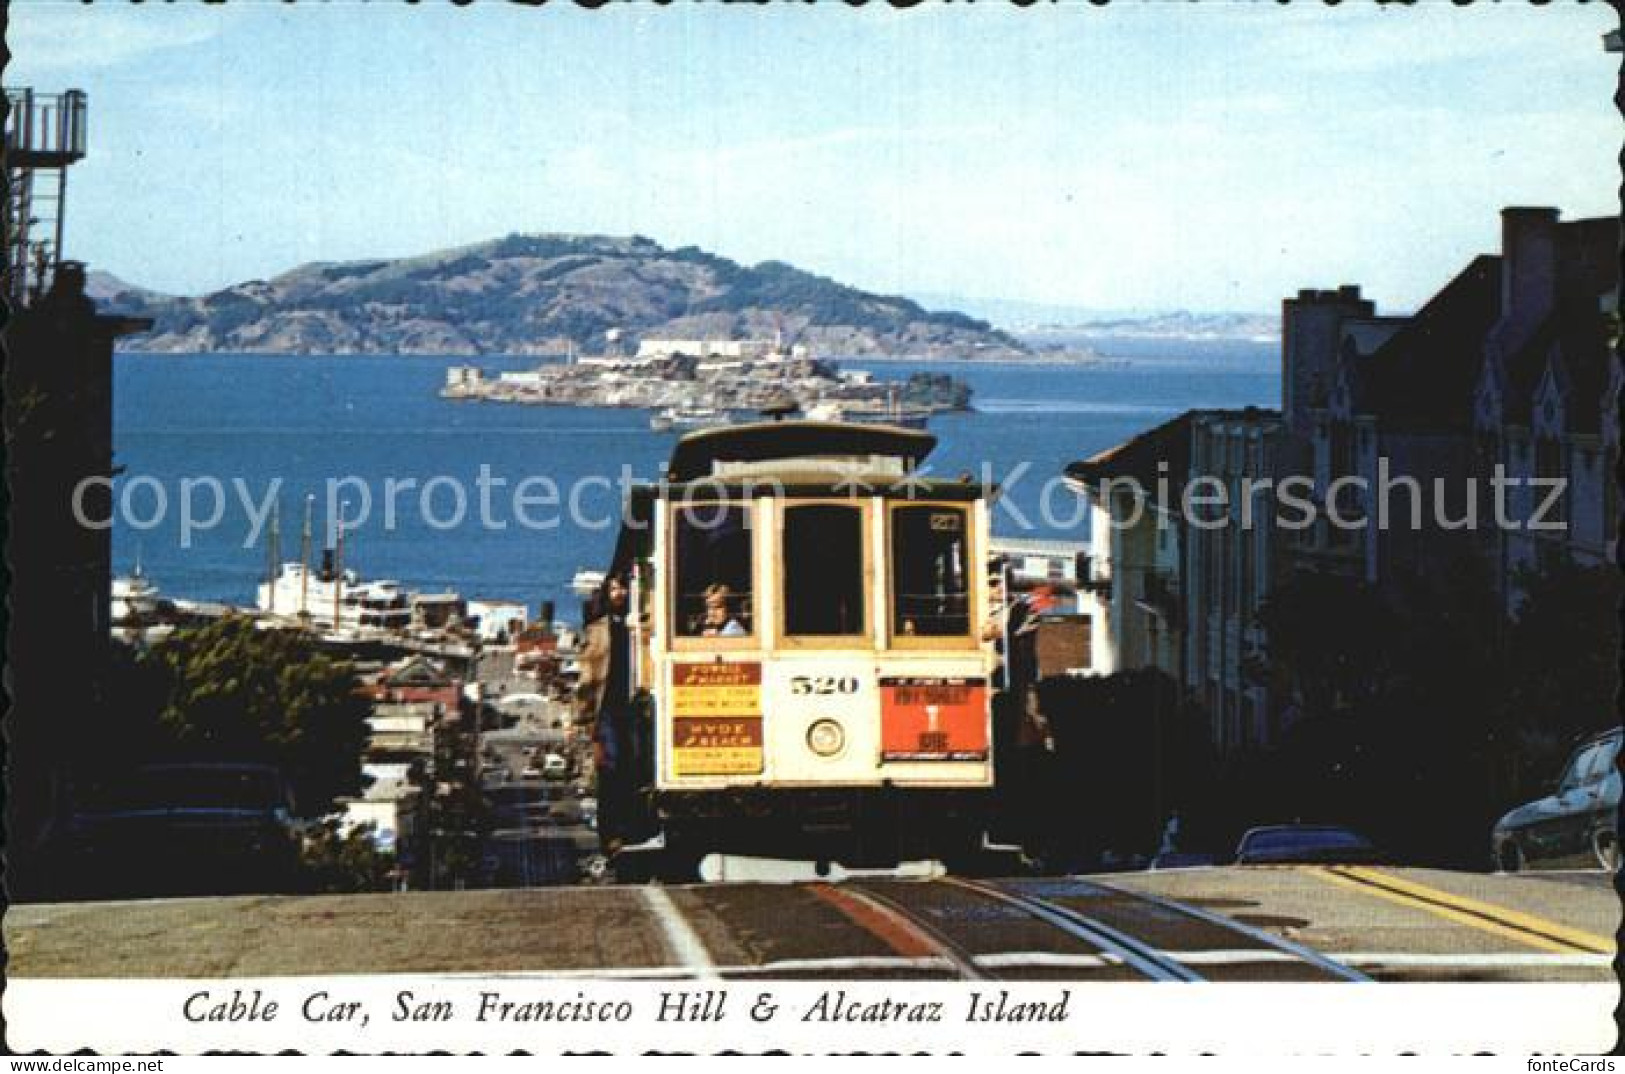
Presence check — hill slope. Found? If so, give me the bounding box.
[98,234,1028,358]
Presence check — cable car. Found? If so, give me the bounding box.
[598,420,999,875]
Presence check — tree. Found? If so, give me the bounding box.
[412,704,491,890]
[300,819,396,894]
[1497,560,1623,788]
[1255,573,1397,725]
[134,615,372,816]
[1249,556,1584,868]
[1025,669,1218,867]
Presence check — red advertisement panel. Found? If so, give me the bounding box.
[880,676,989,762]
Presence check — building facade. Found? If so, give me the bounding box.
[1183,410,1284,755]
[1050,205,1616,768]
[1064,413,1192,683]
[4,266,149,897]
[1471,210,1619,596]
[1282,208,1619,609]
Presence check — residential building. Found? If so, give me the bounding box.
[1184,410,1284,754]
[467,599,528,643]
[337,771,422,855]
[411,592,467,631]
[1049,205,1616,766]
[1031,613,1094,679]
[4,264,148,898]
[634,339,808,361]
[1063,413,1193,682]
[364,655,464,712]
[985,536,1094,678]
[989,536,1088,602]
[1471,209,1618,594]
[1282,208,1619,609]
[365,701,438,762]
[1300,263,1497,588]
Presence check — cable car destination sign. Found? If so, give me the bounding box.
[671,662,764,775]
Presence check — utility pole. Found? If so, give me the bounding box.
[333,505,347,630]
[300,495,313,619]
[265,501,281,615]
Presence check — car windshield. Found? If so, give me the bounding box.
[87,767,283,812]
[1242,827,1372,856]
[1578,736,1622,784]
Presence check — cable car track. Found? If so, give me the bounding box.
[1076,875,1373,982]
[807,882,991,981]
[938,877,1203,981]
[814,876,1371,982]
[950,876,1371,982]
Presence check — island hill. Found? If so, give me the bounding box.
[89,233,1030,360]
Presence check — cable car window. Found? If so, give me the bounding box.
[673,504,753,638]
[892,506,971,637]
[782,504,865,637]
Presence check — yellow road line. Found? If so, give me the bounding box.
[1338,867,1615,954]
[1310,866,1613,956]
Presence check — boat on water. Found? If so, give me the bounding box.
[819,389,935,429]
[801,400,847,423]
[110,562,161,624]
[649,404,731,432]
[844,401,933,429]
[257,556,414,632]
[759,397,934,429]
[570,569,606,599]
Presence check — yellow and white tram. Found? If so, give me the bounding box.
[603,421,1000,870]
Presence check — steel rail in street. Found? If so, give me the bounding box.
[940,877,1202,982]
[1075,876,1372,982]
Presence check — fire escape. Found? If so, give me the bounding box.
[5,87,88,308]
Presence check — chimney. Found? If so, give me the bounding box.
[1500,206,1560,330]
[1280,284,1375,445]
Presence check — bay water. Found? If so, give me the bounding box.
[112,343,1276,619]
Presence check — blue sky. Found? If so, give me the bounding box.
[7,1,1619,314]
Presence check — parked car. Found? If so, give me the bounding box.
[49,762,302,898]
[519,765,542,781]
[548,799,585,826]
[1233,824,1383,865]
[1492,728,1621,872]
[542,753,569,780]
[1148,852,1218,871]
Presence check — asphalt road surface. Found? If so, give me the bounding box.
[484,781,597,887]
[8,866,1615,982]
[476,680,594,888]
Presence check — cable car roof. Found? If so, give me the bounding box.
[665,420,937,482]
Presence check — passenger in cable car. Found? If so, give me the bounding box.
[699,584,747,637]
[673,505,753,637]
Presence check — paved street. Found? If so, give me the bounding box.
[484,782,597,887]
[8,866,1614,982]
[474,675,595,888]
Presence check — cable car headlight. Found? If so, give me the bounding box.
[806,718,846,758]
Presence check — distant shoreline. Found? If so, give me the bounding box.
[112,341,1274,365]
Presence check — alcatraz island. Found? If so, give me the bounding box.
[442,337,974,426]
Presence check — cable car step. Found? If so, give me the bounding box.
[697,854,946,884]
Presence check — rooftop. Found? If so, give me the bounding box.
[1065,408,1279,497]
[665,420,937,482]
[1356,255,1502,432]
